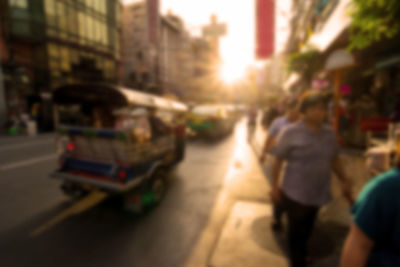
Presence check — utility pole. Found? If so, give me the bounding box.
[0,47,6,128]
[0,0,7,129]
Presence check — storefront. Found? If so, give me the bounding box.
[1,0,122,134]
[327,38,400,147]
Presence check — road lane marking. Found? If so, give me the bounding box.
[30,190,108,237]
[0,139,53,152]
[0,154,57,171]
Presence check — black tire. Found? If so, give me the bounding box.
[149,168,167,203]
[150,175,166,204]
[141,168,167,210]
[123,169,167,214]
[60,182,89,199]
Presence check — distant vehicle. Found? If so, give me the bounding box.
[51,83,188,211]
[187,104,235,139]
[224,104,243,122]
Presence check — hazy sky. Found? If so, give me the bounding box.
[161,0,256,83]
[123,0,291,83]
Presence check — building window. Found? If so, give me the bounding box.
[49,59,59,70]
[9,0,28,8]
[70,49,79,64]
[94,19,101,44]
[116,4,121,26]
[68,8,78,39]
[93,0,100,12]
[57,1,67,38]
[99,0,106,15]
[60,47,70,71]
[45,0,57,27]
[101,22,108,46]
[85,0,94,10]
[47,43,59,59]
[315,0,331,15]
[78,11,86,44]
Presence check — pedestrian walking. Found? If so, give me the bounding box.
[340,152,400,266]
[247,106,258,141]
[259,99,299,231]
[261,101,281,129]
[260,99,299,162]
[270,91,353,267]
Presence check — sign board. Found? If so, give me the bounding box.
[202,24,227,37]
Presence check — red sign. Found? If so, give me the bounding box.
[256,0,275,59]
[147,0,159,44]
[0,19,9,61]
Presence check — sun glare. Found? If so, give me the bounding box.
[219,60,247,84]
[219,32,255,84]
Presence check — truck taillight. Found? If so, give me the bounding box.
[67,142,75,152]
[118,170,127,180]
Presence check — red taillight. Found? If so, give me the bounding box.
[118,170,127,180]
[67,142,75,152]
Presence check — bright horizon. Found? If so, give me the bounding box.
[123,0,257,84]
[161,0,256,84]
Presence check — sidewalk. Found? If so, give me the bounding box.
[252,119,371,225]
[186,119,371,267]
[185,121,271,267]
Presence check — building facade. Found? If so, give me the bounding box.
[159,13,191,97]
[202,14,226,59]
[121,0,159,93]
[121,2,222,101]
[285,0,400,147]
[185,37,218,102]
[0,0,122,130]
[0,15,7,127]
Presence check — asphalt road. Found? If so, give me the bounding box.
[0,131,237,267]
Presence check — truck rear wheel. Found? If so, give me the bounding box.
[143,168,167,206]
[60,182,89,199]
[150,175,166,203]
[123,168,167,213]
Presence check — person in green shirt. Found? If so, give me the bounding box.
[340,155,400,267]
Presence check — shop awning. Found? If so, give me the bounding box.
[324,48,355,70]
[376,54,400,69]
[53,83,188,112]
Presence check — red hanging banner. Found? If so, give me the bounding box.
[255,0,275,59]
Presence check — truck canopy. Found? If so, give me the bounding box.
[53,83,187,112]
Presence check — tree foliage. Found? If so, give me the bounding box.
[287,49,323,81]
[348,0,400,50]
